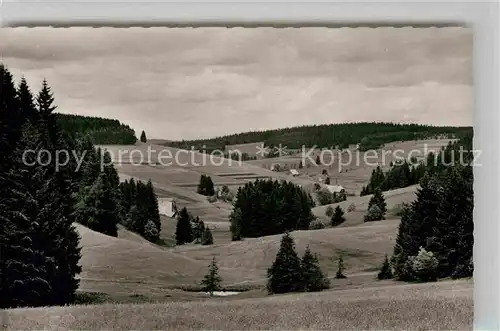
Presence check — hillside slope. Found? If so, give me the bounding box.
[75,223,240,294]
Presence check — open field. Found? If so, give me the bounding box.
[75,212,400,295]
[313,185,419,227]
[171,219,399,285]
[6,279,472,330]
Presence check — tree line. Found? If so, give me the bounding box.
[0,64,161,308]
[1,65,82,308]
[229,179,316,240]
[56,113,137,145]
[163,122,472,153]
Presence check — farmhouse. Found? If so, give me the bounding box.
[325,185,345,194]
[158,198,178,218]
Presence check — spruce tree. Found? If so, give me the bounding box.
[201,257,222,296]
[331,206,346,226]
[17,77,38,124]
[366,189,387,221]
[335,255,346,279]
[175,207,193,245]
[300,246,330,292]
[140,130,147,143]
[266,232,303,294]
[377,254,393,280]
[202,227,214,245]
[34,78,82,305]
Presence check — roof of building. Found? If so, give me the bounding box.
[325,185,345,193]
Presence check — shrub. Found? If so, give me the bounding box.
[143,220,159,242]
[316,188,335,206]
[325,206,334,217]
[309,219,325,230]
[364,205,383,222]
[411,247,439,282]
[347,203,356,212]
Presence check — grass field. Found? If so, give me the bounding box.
[5,280,472,330]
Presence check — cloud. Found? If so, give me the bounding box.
[0,27,472,140]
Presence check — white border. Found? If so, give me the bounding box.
[0,1,498,330]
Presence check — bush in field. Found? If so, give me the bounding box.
[364,205,383,222]
[325,206,334,217]
[347,203,356,212]
[411,247,439,282]
[309,219,325,230]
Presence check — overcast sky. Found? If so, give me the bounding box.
[0,27,472,140]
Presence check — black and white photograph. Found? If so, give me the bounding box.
[0,26,473,330]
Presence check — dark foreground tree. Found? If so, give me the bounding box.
[267,232,303,294]
[201,257,222,297]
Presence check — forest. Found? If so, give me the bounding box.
[56,113,137,145]
[163,122,473,153]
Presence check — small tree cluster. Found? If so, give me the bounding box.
[119,179,161,242]
[175,207,213,246]
[316,188,346,206]
[364,189,387,222]
[360,162,427,196]
[231,179,315,239]
[267,233,330,294]
[197,174,215,196]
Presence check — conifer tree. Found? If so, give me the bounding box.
[300,246,330,292]
[335,255,346,279]
[74,172,119,237]
[17,77,38,124]
[201,257,222,297]
[331,206,346,226]
[365,189,387,221]
[202,227,214,246]
[377,254,393,280]
[267,232,303,294]
[140,130,147,143]
[34,78,82,305]
[175,207,193,245]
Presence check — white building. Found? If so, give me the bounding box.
[158,198,178,218]
[325,185,345,194]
